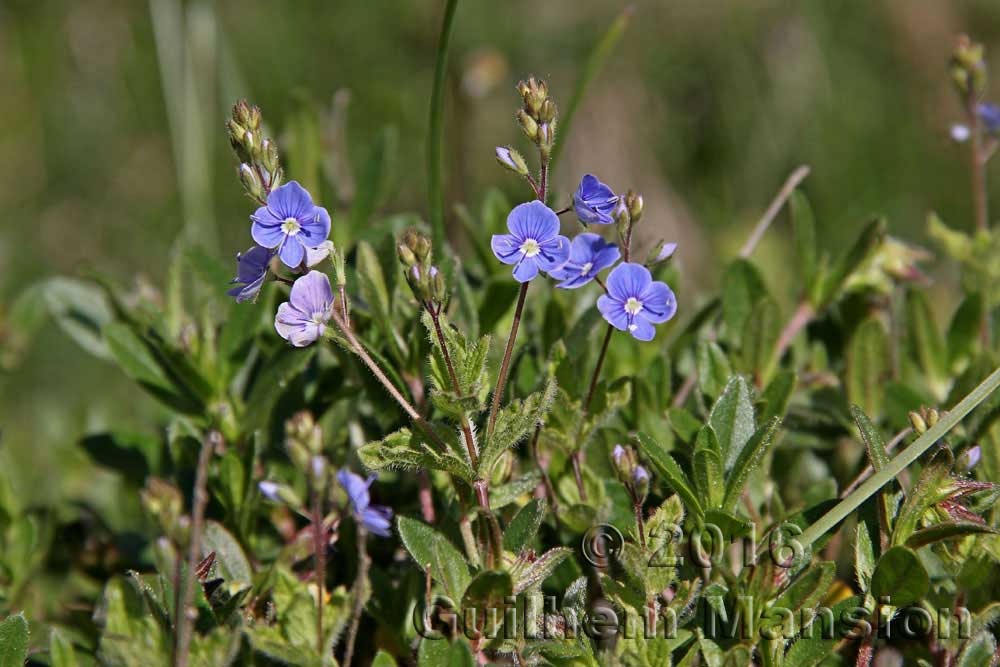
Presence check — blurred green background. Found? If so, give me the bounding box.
[2,0,1000,511]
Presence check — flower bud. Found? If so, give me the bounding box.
[258,480,303,507]
[517,110,539,142]
[951,35,986,97]
[431,266,446,303]
[397,243,418,267]
[537,122,554,152]
[539,99,557,123]
[495,146,529,176]
[647,241,678,266]
[141,478,184,541]
[233,99,253,126]
[261,138,281,173]
[908,410,928,435]
[286,411,323,471]
[239,163,264,201]
[625,190,644,223]
[957,446,982,472]
[632,466,650,503]
[611,444,638,484]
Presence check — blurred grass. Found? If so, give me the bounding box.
[2,0,1000,506]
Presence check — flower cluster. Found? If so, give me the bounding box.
[491,172,677,340]
[224,101,337,347]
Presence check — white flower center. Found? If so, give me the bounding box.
[281,217,301,236]
[310,310,327,325]
[625,297,643,316]
[520,238,541,257]
[579,262,593,276]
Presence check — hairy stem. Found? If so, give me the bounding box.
[774,301,815,362]
[342,525,369,667]
[570,323,615,501]
[329,309,447,450]
[174,432,216,667]
[634,502,647,549]
[487,281,529,436]
[530,425,559,514]
[311,485,326,658]
[338,284,350,329]
[474,480,504,569]
[430,310,479,468]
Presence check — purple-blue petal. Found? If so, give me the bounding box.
[535,235,571,271]
[251,219,286,248]
[278,236,306,268]
[606,263,652,301]
[491,234,523,265]
[628,317,656,341]
[573,174,618,225]
[598,294,630,331]
[337,469,371,511]
[507,200,561,243]
[267,180,315,219]
[361,505,393,537]
[512,257,540,282]
[289,270,334,314]
[639,281,677,324]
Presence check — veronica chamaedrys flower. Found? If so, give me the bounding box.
[227,245,272,303]
[304,240,335,268]
[337,469,393,537]
[978,102,1000,133]
[573,174,619,225]
[598,263,677,341]
[550,233,620,289]
[491,200,570,282]
[275,270,333,347]
[251,181,331,268]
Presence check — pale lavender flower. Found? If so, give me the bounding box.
[227,245,272,303]
[550,233,620,289]
[304,240,335,268]
[598,263,677,341]
[275,270,334,347]
[259,481,280,501]
[338,469,393,537]
[251,181,331,268]
[491,201,570,282]
[573,174,619,225]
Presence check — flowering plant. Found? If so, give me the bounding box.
[7,20,1000,667]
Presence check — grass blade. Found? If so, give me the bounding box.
[427,0,460,247]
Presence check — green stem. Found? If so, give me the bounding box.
[487,281,529,437]
[427,0,460,248]
[798,366,1000,549]
[342,525,369,667]
[311,485,326,658]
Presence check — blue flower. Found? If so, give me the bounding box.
[337,470,393,537]
[597,263,677,341]
[227,245,272,303]
[491,201,570,282]
[573,174,619,225]
[275,270,333,347]
[549,233,620,289]
[978,102,1000,133]
[251,181,331,268]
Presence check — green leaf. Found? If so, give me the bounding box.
[667,407,703,444]
[636,432,703,518]
[356,240,405,359]
[906,289,947,383]
[397,516,471,602]
[722,259,768,342]
[372,650,398,667]
[708,376,756,472]
[480,378,556,477]
[759,371,796,424]
[503,498,546,553]
[359,428,476,483]
[721,417,780,511]
[461,570,512,618]
[418,637,474,667]
[512,547,572,594]
[201,521,252,589]
[740,297,781,384]
[893,447,954,546]
[351,126,398,229]
[0,614,29,667]
[947,292,983,369]
[850,404,888,472]
[96,577,170,666]
[846,317,888,419]
[818,217,886,306]
[44,277,114,359]
[773,561,835,614]
[696,341,732,401]
[854,522,876,592]
[692,431,725,510]
[957,631,998,667]
[905,521,996,550]
[103,322,202,414]
[242,347,315,433]
[790,190,817,295]
[871,546,928,607]
[49,629,79,667]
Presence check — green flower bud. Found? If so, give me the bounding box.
[491,450,514,485]
[261,138,280,173]
[239,163,264,201]
[951,35,987,97]
[517,110,539,142]
[286,411,323,471]
[495,146,529,176]
[539,99,557,124]
[397,242,418,267]
[625,190,644,223]
[908,410,928,435]
[611,444,638,484]
[233,99,253,126]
